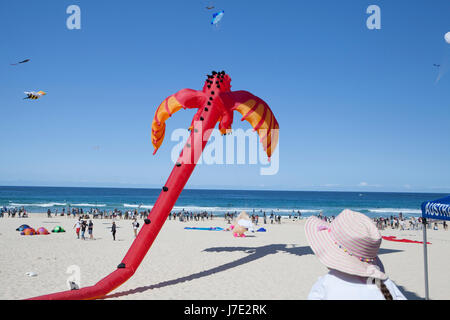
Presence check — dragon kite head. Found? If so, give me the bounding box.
[202,70,232,93]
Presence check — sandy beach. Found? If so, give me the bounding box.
[1,215,449,300]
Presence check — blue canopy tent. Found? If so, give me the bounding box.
[421,196,450,300]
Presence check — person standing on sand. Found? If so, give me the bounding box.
[80,220,87,240]
[73,218,81,239]
[132,218,139,237]
[88,220,94,239]
[305,209,406,300]
[111,221,117,241]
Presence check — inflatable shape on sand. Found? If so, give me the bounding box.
[184,227,224,231]
[51,226,66,233]
[37,227,50,235]
[16,224,31,232]
[382,236,431,245]
[21,228,36,236]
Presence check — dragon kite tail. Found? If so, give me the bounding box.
[151,89,207,154]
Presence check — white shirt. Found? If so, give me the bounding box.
[308,270,407,300]
[237,219,255,232]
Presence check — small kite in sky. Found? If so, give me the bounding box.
[10,59,30,66]
[23,91,46,100]
[206,6,215,10]
[211,10,224,25]
[433,64,441,67]
[445,32,450,44]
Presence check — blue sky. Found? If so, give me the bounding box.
[1,0,449,192]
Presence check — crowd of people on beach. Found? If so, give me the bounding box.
[42,207,151,220]
[0,206,29,218]
[4,205,448,231]
[169,210,214,222]
[72,216,141,241]
[0,206,147,241]
[373,214,448,231]
[311,210,449,231]
[168,209,303,225]
[2,206,447,234]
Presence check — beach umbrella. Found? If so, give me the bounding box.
[29,71,279,300]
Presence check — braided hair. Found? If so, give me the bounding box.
[373,279,393,300]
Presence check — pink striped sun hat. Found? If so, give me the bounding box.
[305,209,387,280]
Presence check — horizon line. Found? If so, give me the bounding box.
[0,184,448,195]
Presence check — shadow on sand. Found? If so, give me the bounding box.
[104,244,405,299]
[397,285,424,300]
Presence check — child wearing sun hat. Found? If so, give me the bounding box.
[305,209,406,300]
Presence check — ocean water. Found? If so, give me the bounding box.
[0,186,447,218]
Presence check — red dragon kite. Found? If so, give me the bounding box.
[29,71,279,300]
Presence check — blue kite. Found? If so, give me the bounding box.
[211,10,224,25]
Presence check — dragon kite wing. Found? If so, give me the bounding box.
[221,90,279,159]
[151,89,206,154]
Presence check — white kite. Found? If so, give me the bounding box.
[434,33,450,84]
